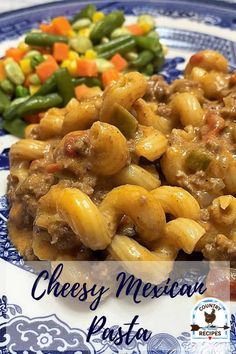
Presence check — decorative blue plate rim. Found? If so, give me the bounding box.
[0,0,236,35]
[0,0,236,19]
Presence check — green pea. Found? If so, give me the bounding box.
[15,85,29,98]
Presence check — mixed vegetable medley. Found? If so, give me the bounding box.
[0,4,165,137]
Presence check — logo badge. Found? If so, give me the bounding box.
[191,297,230,342]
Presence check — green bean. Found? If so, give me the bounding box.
[31,54,45,69]
[4,93,62,121]
[3,96,29,121]
[25,32,68,47]
[135,36,162,56]
[17,93,63,117]
[90,11,125,44]
[98,37,136,59]
[96,35,132,53]
[3,104,20,121]
[4,58,25,85]
[55,68,75,105]
[71,4,96,23]
[15,85,29,98]
[142,63,154,76]
[131,50,154,68]
[0,89,10,114]
[34,74,57,96]
[0,79,15,95]
[153,52,165,71]
[72,77,102,88]
[11,96,30,107]
[3,118,26,138]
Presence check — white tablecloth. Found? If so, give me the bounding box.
[0,0,236,14]
[0,0,63,14]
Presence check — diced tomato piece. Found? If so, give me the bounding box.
[189,53,204,66]
[46,163,61,173]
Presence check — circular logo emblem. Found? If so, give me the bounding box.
[191,297,230,342]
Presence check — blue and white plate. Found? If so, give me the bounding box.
[2,0,236,263]
[0,1,236,353]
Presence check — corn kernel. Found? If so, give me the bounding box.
[68,30,76,38]
[139,22,152,33]
[68,51,79,60]
[78,28,90,37]
[18,41,29,53]
[61,60,70,68]
[85,49,97,60]
[29,85,40,95]
[92,11,105,23]
[61,60,77,76]
[19,58,32,75]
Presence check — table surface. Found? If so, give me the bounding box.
[0,0,236,14]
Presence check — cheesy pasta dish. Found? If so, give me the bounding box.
[8,50,236,273]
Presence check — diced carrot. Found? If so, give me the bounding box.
[126,24,145,36]
[36,56,59,83]
[40,23,55,34]
[53,42,69,62]
[76,59,98,77]
[24,113,41,124]
[46,163,61,173]
[75,84,91,100]
[0,61,6,80]
[5,47,25,63]
[102,68,119,87]
[111,53,128,71]
[75,84,101,100]
[44,54,56,63]
[52,16,72,36]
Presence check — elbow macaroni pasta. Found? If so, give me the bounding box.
[170,92,205,127]
[10,139,49,161]
[113,164,161,190]
[151,186,201,220]
[135,126,168,161]
[89,121,129,175]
